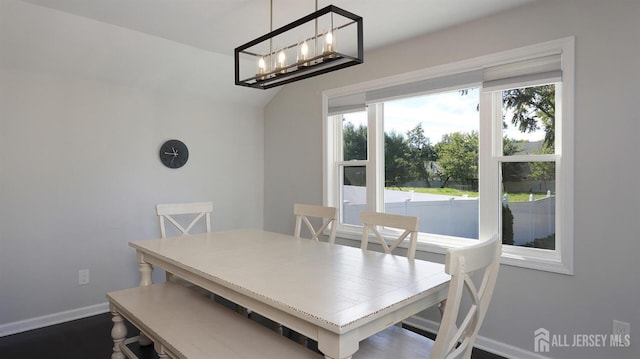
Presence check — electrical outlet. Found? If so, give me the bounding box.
[613,320,630,337]
[78,269,90,285]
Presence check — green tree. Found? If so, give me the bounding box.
[384,131,411,188]
[501,137,526,182]
[529,143,555,190]
[503,85,555,149]
[405,124,436,187]
[502,204,515,245]
[434,131,478,187]
[342,120,367,161]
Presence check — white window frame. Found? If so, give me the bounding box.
[323,37,574,274]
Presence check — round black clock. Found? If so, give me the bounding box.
[159,139,189,169]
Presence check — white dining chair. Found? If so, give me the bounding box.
[272,204,339,339]
[354,234,501,359]
[156,201,213,238]
[155,201,255,315]
[155,202,213,289]
[293,203,338,244]
[145,202,215,348]
[360,211,420,260]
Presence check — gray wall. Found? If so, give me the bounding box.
[264,0,640,358]
[0,1,264,327]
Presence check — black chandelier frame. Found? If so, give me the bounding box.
[235,5,363,89]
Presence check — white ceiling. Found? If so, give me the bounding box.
[21,0,536,56]
[15,0,538,106]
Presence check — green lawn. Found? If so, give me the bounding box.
[395,187,552,202]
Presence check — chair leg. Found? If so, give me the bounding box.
[274,323,284,336]
[438,299,447,317]
[156,344,170,358]
[295,333,308,346]
[237,305,251,317]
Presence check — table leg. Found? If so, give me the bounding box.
[137,252,153,287]
[137,251,153,346]
[110,309,127,359]
[317,328,358,359]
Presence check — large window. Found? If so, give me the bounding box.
[324,38,574,273]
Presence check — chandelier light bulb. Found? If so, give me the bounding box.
[277,50,287,74]
[298,40,310,66]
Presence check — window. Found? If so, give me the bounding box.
[338,90,481,237]
[324,38,574,274]
[493,84,558,251]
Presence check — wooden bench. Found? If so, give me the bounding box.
[107,282,323,359]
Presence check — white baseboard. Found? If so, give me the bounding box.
[0,302,110,337]
[403,316,552,359]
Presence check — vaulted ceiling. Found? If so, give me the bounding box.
[14,0,538,106]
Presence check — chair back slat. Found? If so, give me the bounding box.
[360,211,419,260]
[293,204,338,244]
[156,202,213,238]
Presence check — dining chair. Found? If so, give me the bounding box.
[272,204,339,339]
[360,211,420,260]
[155,202,213,290]
[156,201,213,238]
[158,202,252,317]
[293,203,338,244]
[354,234,501,359]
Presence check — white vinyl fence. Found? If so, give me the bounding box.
[506,195,555,245]
[342,186,555,245]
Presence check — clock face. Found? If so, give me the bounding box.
[159,139,189,169]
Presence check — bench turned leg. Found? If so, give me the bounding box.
[110,310,127,359]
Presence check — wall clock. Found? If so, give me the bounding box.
[159,139,189,169]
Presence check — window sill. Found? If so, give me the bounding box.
[332,226,573,275]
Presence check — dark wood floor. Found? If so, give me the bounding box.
[0,312,505,359]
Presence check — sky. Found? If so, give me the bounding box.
[343,87,545,144]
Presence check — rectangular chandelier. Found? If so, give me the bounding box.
[235,5,363,89]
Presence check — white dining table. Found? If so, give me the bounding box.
[130,229,450,359]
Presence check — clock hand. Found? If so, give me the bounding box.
[164,152,178,156]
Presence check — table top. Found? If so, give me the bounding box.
[130,229,449,334]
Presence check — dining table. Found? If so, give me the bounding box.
[130,228,450,359]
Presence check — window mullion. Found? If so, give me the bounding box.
[366,103,384,212]
[479,92,500,240]
[331,115,342,211]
